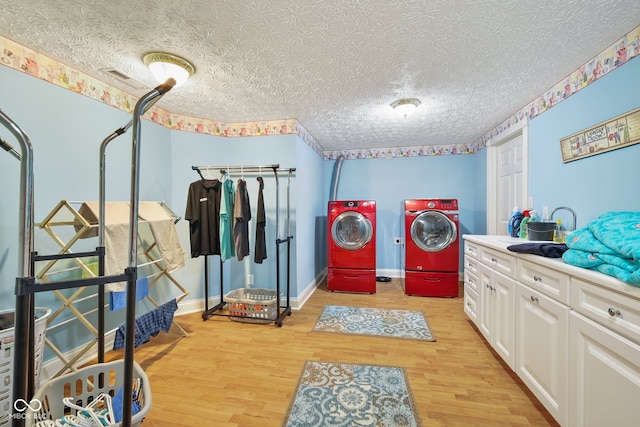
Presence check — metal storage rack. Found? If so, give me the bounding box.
[191,164,295,327]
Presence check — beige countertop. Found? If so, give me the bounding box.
[462,234,640,300]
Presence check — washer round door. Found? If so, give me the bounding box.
[331,211,373,250]
[410,211,457,252]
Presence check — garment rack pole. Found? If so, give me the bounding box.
[192,164,295,326]
[1,107,35,425]
[2,79,175,427]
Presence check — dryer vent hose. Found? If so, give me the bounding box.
[329,154,345,201]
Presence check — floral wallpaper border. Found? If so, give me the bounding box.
[1,23,639,161]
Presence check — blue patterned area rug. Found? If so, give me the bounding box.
[282,361,422,427]
[312,305,435,342]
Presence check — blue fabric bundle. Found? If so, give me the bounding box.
[563,212,640,286]
[113,298,178,350]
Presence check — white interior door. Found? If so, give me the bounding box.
[498,134,524,233]
[486,120,529,235]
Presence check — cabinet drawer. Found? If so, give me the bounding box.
[481,247,516,279]
[464,256,480,277]
[571,278,640,346]
[464,285,479,325]
[517,259,570,305]
[464,240,481,260]
[464,269,479,294]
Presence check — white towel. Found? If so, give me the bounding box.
[79,201,131,291]
[138,202,185,273]
[78,201,185,291]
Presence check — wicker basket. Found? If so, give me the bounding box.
[0,307,51,426]
[225,288,277,324]
[25,359,151,427]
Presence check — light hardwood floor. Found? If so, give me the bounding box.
[106,279,558,426]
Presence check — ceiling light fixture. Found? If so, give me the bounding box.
[390,98,421,118]
[143,52,195,87]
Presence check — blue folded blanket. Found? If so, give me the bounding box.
[588,211,640,261]
[563,212,640,286]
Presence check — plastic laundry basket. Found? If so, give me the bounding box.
[0,307,51,426]
[25,359,152,427]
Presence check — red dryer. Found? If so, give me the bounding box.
[403,199,459,297]
[327,200,376,293]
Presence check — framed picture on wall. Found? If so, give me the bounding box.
[559,107,640,163]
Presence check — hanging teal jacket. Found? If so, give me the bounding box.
[220,178,236,261]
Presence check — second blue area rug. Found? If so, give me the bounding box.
[282,361,422,427]
[312,305,435,342]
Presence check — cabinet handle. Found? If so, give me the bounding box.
[530,296,539,302]
[491,257,497,263]
[533,275,542,282]
[608,307,621,317]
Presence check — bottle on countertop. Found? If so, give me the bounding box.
[554,218,565,243]
[508,207,524,238]
[542,206,550,222]
[519,210,531,239]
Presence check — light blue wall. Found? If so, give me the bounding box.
[472,149,488,235]
[294,137,325,294]
[529,58,640,227]
[322,154,477,273]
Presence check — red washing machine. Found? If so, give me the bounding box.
[403,199,459,297]
[327,200,376,293]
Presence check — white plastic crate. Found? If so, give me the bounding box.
[25,359,151,427]
[225,288,277,324]
[0,307,51,426]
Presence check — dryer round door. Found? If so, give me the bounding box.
[410,211,457,252]
[331,211,373,250]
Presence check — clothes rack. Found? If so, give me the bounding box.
[191,164,295,327]
[4,78,175,427]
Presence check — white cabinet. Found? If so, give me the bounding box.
[476,253,516,369]
[463,269,479,324]
[463,235,640,427]
[571,277,640,344]
[464,239,516,369]
[569,311,640,427]
[515,282,569,426]
[463,241,481,326]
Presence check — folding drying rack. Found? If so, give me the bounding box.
[34,199,189,378]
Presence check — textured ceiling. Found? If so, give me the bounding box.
[0,0,639,152]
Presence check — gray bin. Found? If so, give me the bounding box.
[527,222,556,241]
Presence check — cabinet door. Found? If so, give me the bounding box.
[493,270,515,369]
[478,263,494,343]
[570,312,640,427]
[516,283,569,426]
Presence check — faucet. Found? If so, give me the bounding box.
[551,206,577,231]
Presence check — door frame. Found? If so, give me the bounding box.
[486,118,529,235]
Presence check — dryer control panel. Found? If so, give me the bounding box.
[405,198,458,212]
